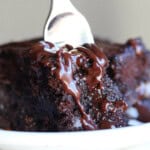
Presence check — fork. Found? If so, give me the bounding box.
[44,0,94,48]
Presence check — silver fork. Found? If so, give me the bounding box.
[44,0,94,48]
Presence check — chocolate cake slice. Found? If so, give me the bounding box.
[96,38,150,122]
[0,41,128,131]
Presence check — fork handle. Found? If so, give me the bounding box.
[50,0,77,17]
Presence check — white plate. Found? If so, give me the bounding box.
[0,123,150,150]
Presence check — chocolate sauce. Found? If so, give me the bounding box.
[77,45,108,90]
[53,44,108,130]
[30,42,111,130]
[56,50,80,100]
[55,48,96,129]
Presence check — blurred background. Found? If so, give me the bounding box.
[0,0,150,47]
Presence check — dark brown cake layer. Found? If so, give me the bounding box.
[0,41,128,131]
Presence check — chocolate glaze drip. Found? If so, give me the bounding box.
[31,42,108,130]
[56,49,80,99]
[53,44,108,130]
[78,45,108,90]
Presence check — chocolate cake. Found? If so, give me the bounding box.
[96,38,150,123]
[0,40,129,131]
[0,38,149,131]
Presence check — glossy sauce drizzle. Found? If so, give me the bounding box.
[54,44,108,130]
[30,42,108,129]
